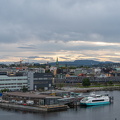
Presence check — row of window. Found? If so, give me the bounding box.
[0,86,25,88]
[0,79,27,81]
[34,78,51,80]
[34,81,49,84]
[92,99,104,102]
[0,83,27,85]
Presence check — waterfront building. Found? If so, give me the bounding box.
[28,72,53,91]
[2,92,61,105]
[0,75,28,91]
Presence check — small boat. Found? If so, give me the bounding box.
[80,93,110,106]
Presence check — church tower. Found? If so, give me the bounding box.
[56,57,59,67]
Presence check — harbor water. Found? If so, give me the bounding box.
[0,91,120,120]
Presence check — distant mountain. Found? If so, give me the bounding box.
[49,60,113,66]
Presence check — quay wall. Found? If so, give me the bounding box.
[0,103,68,112]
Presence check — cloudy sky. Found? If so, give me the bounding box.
[0,0,120,63]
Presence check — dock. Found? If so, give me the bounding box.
[0,103,68,112]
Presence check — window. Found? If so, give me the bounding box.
[92,99,104,102]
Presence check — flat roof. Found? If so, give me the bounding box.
[40,90,70,94]
[3,92,62,99]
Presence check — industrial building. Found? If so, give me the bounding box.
[28,72,53,91]
[2,92,61,105]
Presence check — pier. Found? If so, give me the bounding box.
[0,103,68,112]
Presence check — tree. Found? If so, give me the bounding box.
[57,83,64,89]
[82,78,91,87]
[45,69,51,73]
[21,86,28,92]
[108,81,113,86]
[1,89,9,93]
[76,83,81,87]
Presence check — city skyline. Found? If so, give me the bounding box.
[0,0,120,63]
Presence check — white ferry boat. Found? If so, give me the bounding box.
[80,94,110,106]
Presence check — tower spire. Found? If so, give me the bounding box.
[56,57,59,67]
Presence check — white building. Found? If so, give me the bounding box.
[28,68,45,73]
[0,75,28,91]
[94,68,101,73]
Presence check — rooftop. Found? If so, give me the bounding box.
[3,92,62,99]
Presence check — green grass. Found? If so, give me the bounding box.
[56,83,120,89]
[77,84,120,88]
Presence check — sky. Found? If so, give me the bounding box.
[0,0,120,63]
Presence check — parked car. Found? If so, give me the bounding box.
[16,100,23,104]
[10,99,16,103]
[26,100,34,105]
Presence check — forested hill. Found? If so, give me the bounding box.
[49,60,113,66]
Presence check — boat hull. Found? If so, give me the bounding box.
[80,101,110,106]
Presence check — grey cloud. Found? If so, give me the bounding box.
[18,47,35,49]
[59,57,70,60]
[37,57,53,59]
[28,56,54,60]
[0,0,120,44]
[0,0,120,63]
[0,55,9,60]
[28,56,40,59]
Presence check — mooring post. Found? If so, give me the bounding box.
[75,101,77,111]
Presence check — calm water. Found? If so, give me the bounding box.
[0,91,120,120]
